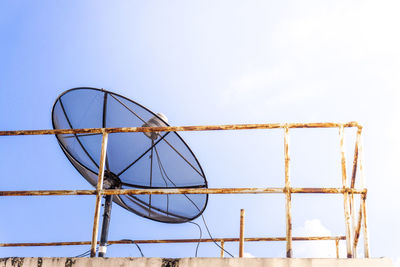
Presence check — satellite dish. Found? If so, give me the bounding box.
[52,87,208,256]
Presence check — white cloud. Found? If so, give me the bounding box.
[295,219,332,237]
[243,252,255,258]
[219,0,400,123]
[293,219,346,258]
[275,0,400,60]
[394,257,400,267]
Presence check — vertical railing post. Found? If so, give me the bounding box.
[350,127,362,257]
[239,209,245,258]
[220,240,225,258]
[358,130,370,258]
[349,196,356,258]
[90,132,109,257]
[350,127,362,188]
[361,193,370,257]
[335,239,340,258]
[284,127,292,258]
[339,126,353,258]
[353,200,363,253]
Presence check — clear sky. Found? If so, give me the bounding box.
[0,0,399,264]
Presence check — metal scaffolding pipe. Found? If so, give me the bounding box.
[0,122,361,136]
[353,197,363,252]
[339,126,353,258]
[0,236,346,247]
[362,193,370,258]
[284,127,292,258]
[0,121,368,258]
[0,187,366,197]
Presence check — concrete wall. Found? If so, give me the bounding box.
[0,257,393,267]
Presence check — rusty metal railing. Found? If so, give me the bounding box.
[0,122,369,258]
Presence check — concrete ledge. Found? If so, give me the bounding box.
[0,257,393,267]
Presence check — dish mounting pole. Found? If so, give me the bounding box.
[98,194,114,257]
[90,132,109,257]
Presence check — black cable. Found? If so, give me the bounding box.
[74,243,113,258]
[74,246,96,258]
[200,214,234,257]
[154,147,234,258]
[74,250,91,258]
[155,147,170,215]
[134,243,145,257]
[188,221,202,257]
[119,239,145,257]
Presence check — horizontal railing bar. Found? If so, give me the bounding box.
[0,188,366,196]
[0,236,346,247]
[0,122,361,136]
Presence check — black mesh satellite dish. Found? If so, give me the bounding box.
[52,87,208,256]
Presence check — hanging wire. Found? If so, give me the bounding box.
[119,239,145,257]
[74,244,100,258]
[74,249,92,258]
[59,89,231,258]
[188,221,202,257]
[75,137,233,259]
[74,240,144,258]
[199,213,234,257]
[154,146,234,258]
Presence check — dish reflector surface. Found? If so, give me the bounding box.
[52,87,208,223]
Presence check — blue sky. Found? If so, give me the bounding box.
[0,0,399,263]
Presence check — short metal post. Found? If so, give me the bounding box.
[239,209,245,258]
[220,240,225,258]
[336,239,340,258]
[90,132,109,257]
